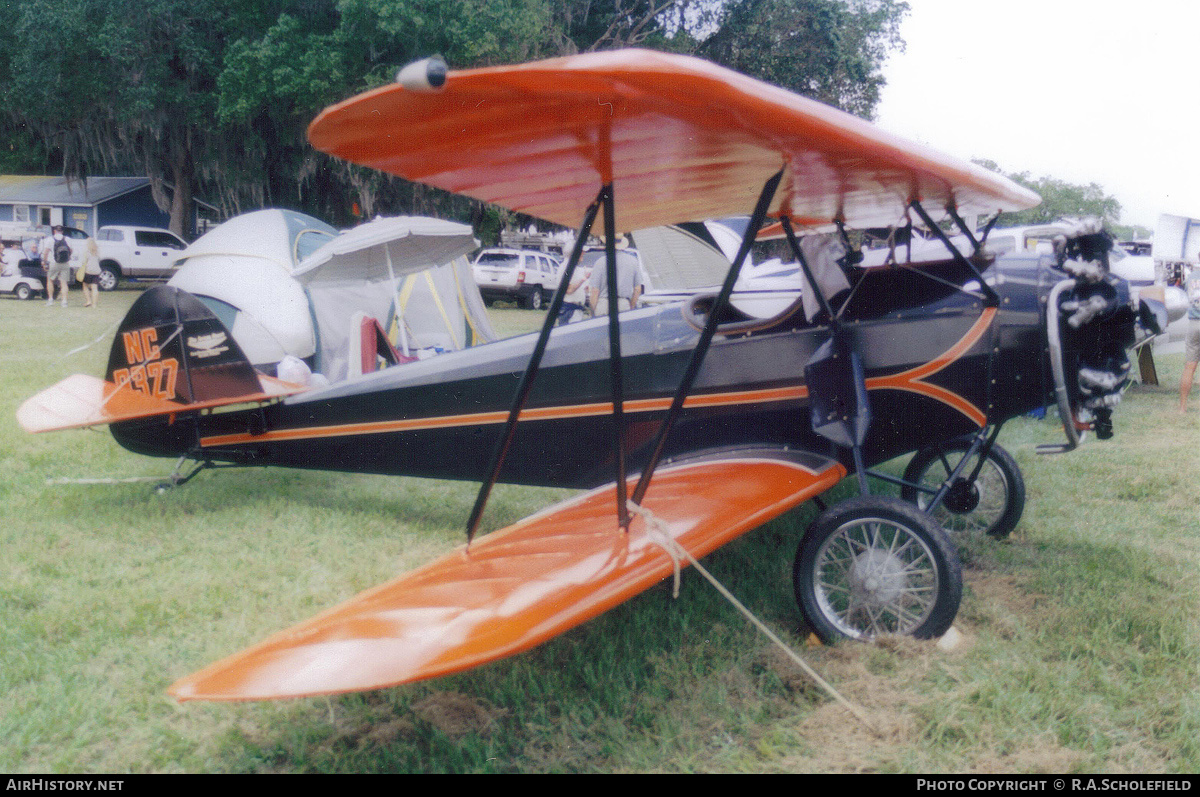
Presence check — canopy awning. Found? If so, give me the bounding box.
[294,216,478,284]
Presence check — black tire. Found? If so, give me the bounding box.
[98,264,119,292]
[14,283,31,300]
[794,496,962,643]
[525,289,544,310]
[901,438,1025,539]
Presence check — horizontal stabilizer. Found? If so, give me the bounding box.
[17,372,303,434]
[169,452,846,702]
[19,285,306,434]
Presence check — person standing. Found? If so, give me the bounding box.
[38,231,53,300]
[42,226,72,306]
[587,247,643,316]
[77,238,101,307]
[1,240,22,276]
[557,267,591,325]
[1179,264,1200,412]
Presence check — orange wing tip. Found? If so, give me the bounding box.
[168,454,846,702]
[18,374,308,434]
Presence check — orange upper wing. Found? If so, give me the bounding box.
[308,49,1039,235]
[168,452,846,702]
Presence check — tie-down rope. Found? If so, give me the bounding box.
[626,500,880,736]
[59,320,121,360]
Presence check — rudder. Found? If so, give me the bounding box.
[106,285,261,405]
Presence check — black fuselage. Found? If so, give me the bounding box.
[110,253,1105,489]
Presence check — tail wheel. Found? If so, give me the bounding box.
[901,438,1025,539]
[794,496,962,643]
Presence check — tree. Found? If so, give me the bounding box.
[694,0,909,118]
[975,159,1124,230]
[0,124,51,173]
[0,0,912,234]
[0,0,278,237]
[548,0,682,54]
[215,10,347,217]
[231,0,559,225]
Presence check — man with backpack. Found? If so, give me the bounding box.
[41,225,73,307]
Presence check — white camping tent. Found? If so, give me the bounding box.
[294,216,495,382]
[633,220,805,319]
[169,210,496,382]
[169,210,339,365]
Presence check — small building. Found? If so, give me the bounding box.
[0,175,213,237]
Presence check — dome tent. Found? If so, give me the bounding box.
[169,210,496,382]
[169,209,336,366]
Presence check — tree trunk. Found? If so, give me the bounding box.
[168,137,194,239]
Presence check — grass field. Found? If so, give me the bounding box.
[2,287,1198,773]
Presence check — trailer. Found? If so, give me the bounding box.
[1152,213,1200,286]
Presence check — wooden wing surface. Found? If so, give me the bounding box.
[308,49,1039,236]
[169,452,845,702]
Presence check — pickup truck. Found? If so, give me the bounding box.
[94,226,188,291]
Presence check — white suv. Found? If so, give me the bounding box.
[472,248,562,309]
[94,226,188,291]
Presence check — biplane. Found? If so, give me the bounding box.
[19,49,1156,702]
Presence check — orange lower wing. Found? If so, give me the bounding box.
[169,453,845,702]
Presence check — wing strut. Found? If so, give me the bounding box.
[600,185,631,529]
[629,170,783,508]
[779,216,836,324]
[776,217,876,493]
[465,188,604,541]
[909,200,999,307]
[945,205,980,252]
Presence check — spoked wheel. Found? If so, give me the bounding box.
[901,438,1025,539]
[794,496,962,643]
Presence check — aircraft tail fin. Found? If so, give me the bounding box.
[19,286,303,433]
[104,284,263,404]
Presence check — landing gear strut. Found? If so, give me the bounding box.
[901,437,1026,539]
[153,455,214,493]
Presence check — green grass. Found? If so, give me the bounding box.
[3,289,1198,772]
